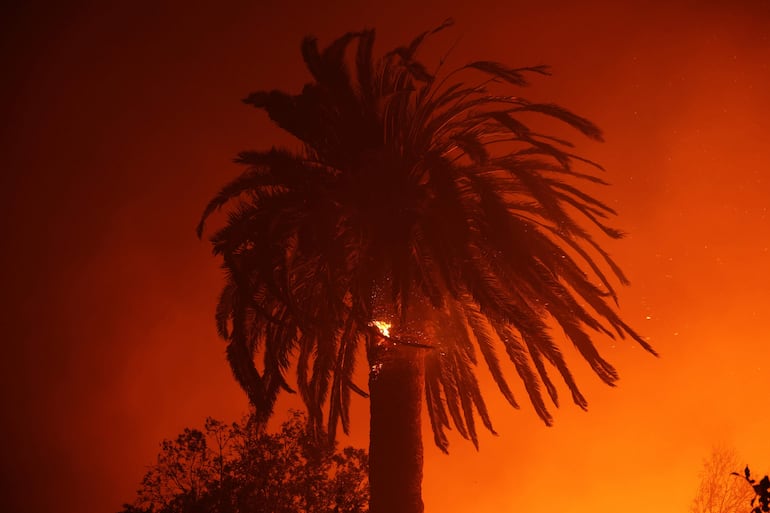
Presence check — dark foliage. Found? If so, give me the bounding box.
[118,411,368,513]
[198,19,655,452]
[732,466,770,513]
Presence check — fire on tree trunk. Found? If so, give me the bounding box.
[368,339,425,513]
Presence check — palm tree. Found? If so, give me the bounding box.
[197,20,656,513]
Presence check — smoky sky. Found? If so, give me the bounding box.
[2,1,769,512]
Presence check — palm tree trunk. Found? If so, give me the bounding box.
[368,342,424,513]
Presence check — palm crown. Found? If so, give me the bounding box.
[198,20,655,452]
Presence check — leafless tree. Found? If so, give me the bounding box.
[692,444,755,513]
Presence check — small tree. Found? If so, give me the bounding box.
[119,410,368,513]
[691,445,755,513]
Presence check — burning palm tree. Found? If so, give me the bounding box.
[198,20,655,513]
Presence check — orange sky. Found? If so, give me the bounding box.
[2,1,769,512]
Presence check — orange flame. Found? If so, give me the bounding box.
[370,320,391,337]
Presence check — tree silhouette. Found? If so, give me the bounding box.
[119,410,368,513]
[198,19,655,513]
[732,467,770,513]
[691,445,755,513]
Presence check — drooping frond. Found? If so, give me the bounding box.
[200,23,654,448]
[463,61,551,86]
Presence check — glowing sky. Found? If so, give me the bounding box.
[2,1,769,512]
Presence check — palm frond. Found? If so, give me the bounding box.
[511,101,604,141]
[463,61,551,86]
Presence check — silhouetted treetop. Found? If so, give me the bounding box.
[119,410,368,513]
[197,18,655,455]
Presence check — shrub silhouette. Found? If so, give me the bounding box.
[732,466,770,513]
